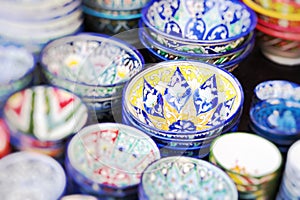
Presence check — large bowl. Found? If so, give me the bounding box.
[4,85,88,157]
[142,0,257,45]
[40,33,144,99]
[0,151,66,200]
[139,156,238,200]
[65,123,160,198]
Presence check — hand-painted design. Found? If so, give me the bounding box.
[168,120,196,132]
[143,79,164,118]
[206,24,229,40]
[193,75,218,115]
[132,106,154,126]
[4,86,88,141]
[140,157,237,199]
[164,67,192,113]
[68,124,160,188]
[267,110,297,132]
[185,18,206,40]
[207,97,235,126]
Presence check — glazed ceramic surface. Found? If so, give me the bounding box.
[140,156,238,199]
[250,99,300,135]
[61,195,98,200]
[41,33,144,98]
[253,0,300,14]
[0,151,66,200]
[210,133,282,179]
[67,123,160,189]
[4,85,88,141]
[142,0,257,43]
[83,0,150,11]
[124,61,243,134]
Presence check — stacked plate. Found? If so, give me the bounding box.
[83,0,150,43]
[277,140,300,199]
[243,0,300,66]
[0,0,83,55]
[139,0,257,72]
[122,60,244,158]
[249,80,300,153]
[210,132,283,199]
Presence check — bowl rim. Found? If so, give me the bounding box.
[40,32,145,88]
[257,17,300,33]
[83,0,149,11]
[66,122,161,189]
[249,98,300,136]
[209,132,283,179]
[256,23,300,41]
[123,60,244,135]
[243,0,300,20]
[141,0,257,44]
[139,156,238,199]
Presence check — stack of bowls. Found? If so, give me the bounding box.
[139,156,238,199]
[249,80,300,153]
[0,151,66,200]
[243,0,300,66]
[3,85,88,158]
[65,123,160,199]
[83,0,150,42]
[139,0,257,72]
[210,132,283,200]
[0,0,83,55]
[40,33,144,122]
[0,45,36,110]
[122,60,244,158]
[277,140,300,199]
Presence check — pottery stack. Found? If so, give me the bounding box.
[243,0,300,66]
[139,0,257,72]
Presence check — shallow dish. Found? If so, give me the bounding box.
[65,123,160,198]
[0,151,66,200]
[40,33,144,99]
[139,156,238,199]
[142,0,257,44]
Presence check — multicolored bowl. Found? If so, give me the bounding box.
[65,123,160,198]
[0,151,66,200]
[139,156,238,199]
[210,132,282,199]
[4,85,88,157]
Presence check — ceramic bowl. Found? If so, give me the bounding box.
[0,151,66,200]
[142,0,257,45]
[65,123,160,198]
[243,0,300,20]
[139,156,238,200]
[253,0,300,14]
[4,85,88,157]
[0,119,10,158]
[123,60,244,136]
[209,132,282,199]
[0,45,36,107]
[253,80,300,103]
[40,33,144,99]
[256,23,300,41]
[83,0,150,11]
[257,14,300,33]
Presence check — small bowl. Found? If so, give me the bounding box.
[243,0,300,20]
[83,0,150,11]
[0,45,36,107]
[209,132,282,199]
[0,151,66,200]
[4,85,88,157]
[142,0,257,44]
[65,123,160,198]
[40,33,144,99]
[139,156,238,199]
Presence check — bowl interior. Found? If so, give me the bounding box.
[211,133,282,177]
[0,45,34,85]
[67,123,160,188]
[41,34,144,87]
[4,85,88,141]
[254,80,300,102]
[143,0,256,43]
[125,61,243,133]
[141,156,237,199]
